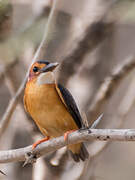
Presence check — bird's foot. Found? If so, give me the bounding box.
[32,136,50,150]
[64,130,76,141]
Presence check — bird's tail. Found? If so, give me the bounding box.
[68,143,89,162]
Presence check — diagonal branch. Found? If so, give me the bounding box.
[87,56,135,123]
[58,0,118,85]
[0,0,58,138]
[1,128,135,164]
[58,21,114,85]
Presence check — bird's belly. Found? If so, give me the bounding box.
[25,83,78,137]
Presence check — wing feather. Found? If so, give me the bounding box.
[56,83,83,129]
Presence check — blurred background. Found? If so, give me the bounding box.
[1,0,135,179]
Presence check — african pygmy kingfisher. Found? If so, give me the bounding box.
[24,60,89,162]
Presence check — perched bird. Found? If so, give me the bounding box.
[24,60,89,162]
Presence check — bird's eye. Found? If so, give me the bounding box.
[33,66,39,72]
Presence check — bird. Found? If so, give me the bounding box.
[24,60,89,162]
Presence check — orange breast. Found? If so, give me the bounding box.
[24,79,78,137]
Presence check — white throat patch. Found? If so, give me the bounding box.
[36,72,55,85]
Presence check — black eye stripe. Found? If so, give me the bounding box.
[33,66,39,72]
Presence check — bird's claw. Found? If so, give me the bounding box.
[64,130,76,141]
[32,136,50,150]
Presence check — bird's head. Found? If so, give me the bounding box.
[28,60,59,83]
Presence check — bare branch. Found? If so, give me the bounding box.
[58,21,114,85]
[0,0,58,138]
[58,0,118,85]
[90,113,103,129]
[87,56,135,123]
[1,128,135,164]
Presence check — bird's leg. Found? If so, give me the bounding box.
[32,136,50,150]
[64,130,76,141]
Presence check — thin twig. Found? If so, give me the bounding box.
[90,113,103,129]
[0,0,58,138]
[1,128,135,164]
[87,56,135,123]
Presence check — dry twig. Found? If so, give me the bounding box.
[58,21,114,86]
[1,128,135,164]
[87,56,135,123]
